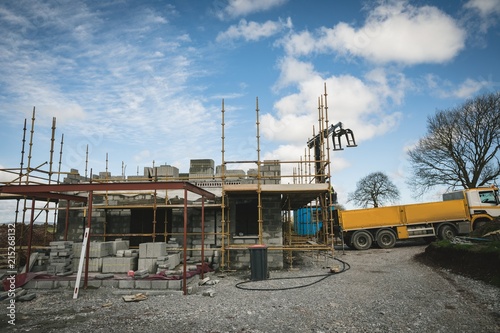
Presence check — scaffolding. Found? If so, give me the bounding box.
[0,84,356,288]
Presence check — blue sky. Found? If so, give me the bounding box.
[0,0,499,222]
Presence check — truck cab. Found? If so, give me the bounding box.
[443,187,500,229]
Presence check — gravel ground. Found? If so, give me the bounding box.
[2,241,499,333]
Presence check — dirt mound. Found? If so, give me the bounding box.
[471,218,500,238]
[416,218,500,288]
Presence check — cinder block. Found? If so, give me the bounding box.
[151,280,169,289]
[24,280,37,289]
[135,280,151,289]
[139,243,148,258]
[37,281,55,289]
[147,242,166,258]
[111,240,129,254]
[57,280,71,288]
[73,242,113,258]
[101,280,119,288]
[86,280,102,288]
[118,279,135,289]
[72,258,103,272]
[138,258,156,273]
[102,257,137,273]
[70,280,84,289]
[168,279,182,290]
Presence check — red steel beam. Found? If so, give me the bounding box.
[0,181,216,200]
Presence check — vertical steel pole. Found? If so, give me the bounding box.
[201,196,205,280]
[84,191,93,289]
[64,202,70,241]
[182,188,188,295]
[25,199,36,274]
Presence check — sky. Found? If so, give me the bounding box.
[0,0,499,223]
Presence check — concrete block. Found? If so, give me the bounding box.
[101,280,119,288]
[102,257,137,273]
[138,258,156,273]
[50,241,74,249]
[111,240,129,254]
[168,279,182,290]
[124,249,138,257]
[37,280,55,289]
[118,279,135,289]
[72,258,103,272]
[147,242,166,258]
[70,280,84,289]
[151,280,169,289]
[86,280,102,288]
[139,243,148,258]
[73,242,113,258]
[24,280,37,289]
[135,280,151,289]
[57,280,71,288]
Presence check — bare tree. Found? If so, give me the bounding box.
[348,172,400,208]
[407,92,500,195]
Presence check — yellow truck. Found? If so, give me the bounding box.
[338,187,500,250]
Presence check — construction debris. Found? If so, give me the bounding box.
[122,293,147,302]
[202,289,215,297]
[0,288,36,302]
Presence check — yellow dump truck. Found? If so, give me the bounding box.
[338,187,500,250]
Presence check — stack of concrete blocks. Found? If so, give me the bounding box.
[159,238,181,271]
[72,240,128,272]
[261,160,281,184]
[156,252,181,272]
[138,242,167,273]
[102,248,138,273]
[47,241,74,275]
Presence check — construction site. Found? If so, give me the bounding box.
[0,86,358,296]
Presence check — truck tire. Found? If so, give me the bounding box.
[438,224,457,241]
[351,230,372,250]
[473,219,488,231]
[376,229,396,249]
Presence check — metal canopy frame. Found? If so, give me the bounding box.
[0,181,216,295]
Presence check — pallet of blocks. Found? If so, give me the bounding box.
[47,241,74,276]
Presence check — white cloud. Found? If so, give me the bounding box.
[0,168,18,183]
[262,58,404,150]
[464,0,500,32]
[219,0,288,19]
[216,17,292,42]
[464,0,500,17]
[451,78,491,98]
[280,1,466,65]
[425,74,491,99]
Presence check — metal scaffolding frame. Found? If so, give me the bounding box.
[0,84,355,289]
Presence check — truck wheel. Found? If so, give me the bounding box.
[351,231,372,250]
[376,229,396,249]
[438,225,457,241]
[473,219,488,230]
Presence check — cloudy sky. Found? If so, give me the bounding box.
[0,0,499,222]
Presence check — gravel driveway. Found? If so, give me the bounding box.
[3,241,499,333]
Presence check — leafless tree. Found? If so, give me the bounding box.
[407,92,500,196]
[348,172,400,208]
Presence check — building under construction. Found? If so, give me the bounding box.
[0,86,356,294]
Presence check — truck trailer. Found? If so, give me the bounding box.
[338,187,500,250]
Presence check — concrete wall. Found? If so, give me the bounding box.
[227,193,283,270]
[170,207,221,263]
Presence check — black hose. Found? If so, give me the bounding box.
[235,257,350,291]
